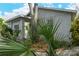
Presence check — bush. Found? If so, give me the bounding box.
[0,18,34,56]
[37,18,68,55]
[70,15,79,46]
[0,18,5,32]
[0,24,20,41]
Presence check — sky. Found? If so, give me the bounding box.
[0,3,78,20]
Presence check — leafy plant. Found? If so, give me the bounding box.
[0,36,33,56]
[37,18,67,56]
[0,24,20,41]
[0,18,5,32]
[0,21,34,56]
[70,15,79,46]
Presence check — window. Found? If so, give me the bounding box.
[14,24,19,30]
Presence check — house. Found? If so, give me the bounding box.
[6,7,77,41]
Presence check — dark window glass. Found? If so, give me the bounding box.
[14,24,19,30]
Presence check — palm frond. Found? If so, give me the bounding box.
[0,37,33,56]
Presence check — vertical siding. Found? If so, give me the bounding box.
[7,18,24,40]
[7,9,72,41]
[38,9,71,42]
[13,19,23,39]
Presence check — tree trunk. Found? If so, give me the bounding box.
[28,3,38,43]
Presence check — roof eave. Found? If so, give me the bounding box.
[38,7,77,13]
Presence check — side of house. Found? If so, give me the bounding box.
[6,7,76,41]
[38,7,76,42]
[7,17,25,39]
[7,16,31,40]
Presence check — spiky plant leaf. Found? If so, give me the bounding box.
[37,18,68,55]
[0,36,33,56]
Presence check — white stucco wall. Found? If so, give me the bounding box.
[38,9,71,42]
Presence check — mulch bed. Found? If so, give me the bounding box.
[31,39,48,52]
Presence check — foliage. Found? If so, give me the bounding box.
[0,17,69,56]
[0,18,34,56]
[0,37,33,56]
[0,18,20,40]
[0,18,5,32]
[0,24,20,41]
[70,15,79,46]
[37,18,68,56]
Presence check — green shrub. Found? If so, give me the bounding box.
[37,18,68,55]
[0,24,20,41]
[70,16,79,45]
[0,23,34,56]
[0,18,34,56]
[0,18,17,40]
[0,18,5,32]
[70,15,79,46]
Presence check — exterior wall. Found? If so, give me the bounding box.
[38,9,72,42]
[7,18,25,40]
[24,21,30,39]
[7,9,73,42]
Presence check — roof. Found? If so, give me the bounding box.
[6,15,31,22]
[38,7,77,13]
[6,7,77,22]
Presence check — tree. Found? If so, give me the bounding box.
[0,18,6,37]
[70,14,79,46]
[28,3,38,42]
[0,18,5,32]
